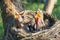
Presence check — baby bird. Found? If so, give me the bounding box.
[35,10,45,31]
[15,13,24,28]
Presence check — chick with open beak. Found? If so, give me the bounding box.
[15,12,24,28]
[35,10,45,31]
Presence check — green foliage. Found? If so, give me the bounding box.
[25,3,44,11]
[52,0,60,20]
[0,3,4,40]
[0,10,4,40]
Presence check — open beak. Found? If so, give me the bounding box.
[35,11,41,30]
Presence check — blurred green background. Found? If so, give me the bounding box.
[0,0,60,40]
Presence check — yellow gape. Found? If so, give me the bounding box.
[35,10,41,30]
[35,11,41,19]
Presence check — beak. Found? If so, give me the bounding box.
[15,14,19,19]
[35,11,41,30]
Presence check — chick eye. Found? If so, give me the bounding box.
[22,16,24,18]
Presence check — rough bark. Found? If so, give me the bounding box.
[2,0,24,40]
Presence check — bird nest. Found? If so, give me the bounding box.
[12,10,59,40]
